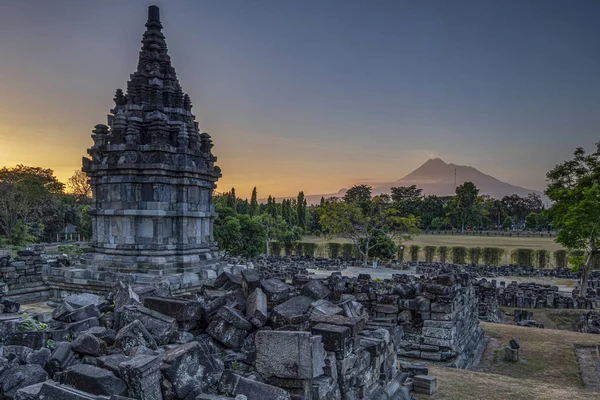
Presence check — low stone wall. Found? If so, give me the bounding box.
[0,251,53,303]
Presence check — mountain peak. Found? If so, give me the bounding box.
[424,158,447,166]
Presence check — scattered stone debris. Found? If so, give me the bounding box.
[0,266,455,399]
[574,311,600,334]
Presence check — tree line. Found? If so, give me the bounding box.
[0,166,92,246]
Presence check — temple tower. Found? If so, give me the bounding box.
[83,6,221,276]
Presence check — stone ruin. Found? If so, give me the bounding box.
[416,262,580,279]
[81,5,221,286]
[0,269,455,400]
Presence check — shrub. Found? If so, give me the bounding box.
[409,245,420,262]
[554,250,567,269]
[20,312,48,332]
[569,250,585,272]
[537,250,549,269]
[57,244,84,256]
[341,243,355,259]
[397,246,405,262]
[328,242,342,258]
[468,247,482,265]
[302,242,318,257]
[482,247,504,265]
[451,247,467,264]
[424,246,436,263]
[270,241,282,256]
[512,248,534,266]
[284,243,294,256]
[438,246,448,263]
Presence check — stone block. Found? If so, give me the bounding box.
[270,295,314,328]
[255,330,326,380]
[119,355,163,400]
[0,364,48,399]
[118,305,177,345]
[218,370,291,400]
[245,288,268,327]
[301,280,331,300]
[72,333,106,357]
[115,319,158,354]
[65,304,101,323]
[64,293,103,309]
[241,269,261,297]
[46,341,76,377]
[143,296,202,322]
[310,299,343,317]
[311,323,352,358]
[206,306,251,349]
[60,364,127,396]
[504,346,519,362]
[414,375,437,395]
[161,341,224,398]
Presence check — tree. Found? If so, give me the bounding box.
[360,229,397,260]
[249,187,258,217]
[390,185,423,202]
[320,195,420,266]
[297,191,307,232]
[257,214,288,256]
[66,170,92,199]
[343,185,372,204]
[546,143,600,296]
[503,216,513,230]
[525,212,540,230]
[449,182,479,232]
[418,195,444,230]
[226,188,237,212]
[0,165,64,241]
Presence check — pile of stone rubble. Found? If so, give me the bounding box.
[0,269,444,400]
[416,263,580,279]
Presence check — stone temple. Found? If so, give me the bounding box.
[82,6,221,278]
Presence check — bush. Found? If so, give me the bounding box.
[482,247,504,265]
[468,247,482,265]
[341,243,355,259]
[537,250,549,269]
[512,248,534,266]
[57,244,85,257]
[554,250,567,269]
[424,246,436,263]
[270,241,282,256]
[569,250,585,272]
[397,246,405,262]
[328,242,342,258]
[302,242,318,257]
[409,245,420,262]
[451,247,467,264]
[438,246,448,263]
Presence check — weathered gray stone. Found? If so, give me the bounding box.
[46,342,76,377]
[0,363,48,399]
[25,347,51,367]
[65,304,101,323]
[115,320,158,354]
[218,371,291,400]
[245,288,267,328]
[143,297,202,322]
[118,305,177,345]
[206,306,251,350]
[255,330,326,380]
[301,280,331,300]
[119,355,163,400]
[72,333,106,357]
[270,295,313,328]
[310,300,343,317]
[60,364,127,396]
[161,341,224,398]
[64,294,103,309]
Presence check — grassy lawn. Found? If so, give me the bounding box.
[423,322,600,399]
[303,234,564,264]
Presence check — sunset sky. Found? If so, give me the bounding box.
[1,0,599,199]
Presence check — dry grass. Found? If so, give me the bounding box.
[422,322,600,399]
[425,367,593,400]
[477,322,598,387]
